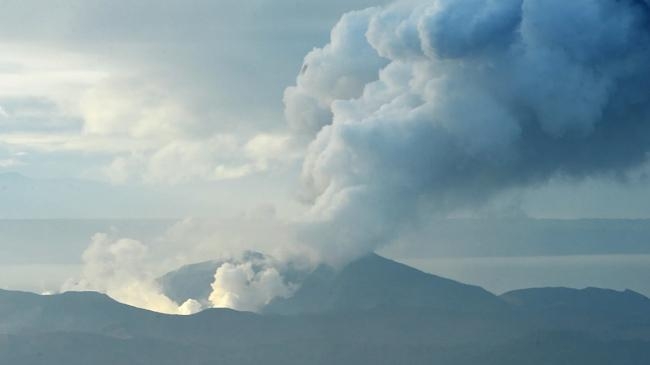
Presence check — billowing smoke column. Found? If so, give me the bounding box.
[286,0,650,263]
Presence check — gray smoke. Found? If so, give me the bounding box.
[285,0,650,263]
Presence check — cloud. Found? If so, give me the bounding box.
[0,96,82,135]
[0,144,26,169]
[79,78,198,139]
[286,0,650,264]
[0,158,23,168]
[0,0,393,185]
[101,133,296,184]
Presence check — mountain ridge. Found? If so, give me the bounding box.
[2,254,650,364]
[264,253,507,314]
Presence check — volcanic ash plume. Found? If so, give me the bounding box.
[286,0,650,263]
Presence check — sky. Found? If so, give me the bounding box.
[1,0,650,220]
[0,0,391,218]
[1,0,650,309]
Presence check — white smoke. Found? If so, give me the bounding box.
[286,0,650,263]
[209,258,295,312]
[284,7,389,137]
[63,217,305,314]
[178,298,203,315]
[62,233,202,315]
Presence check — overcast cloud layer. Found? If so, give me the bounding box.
[0,0,389,186]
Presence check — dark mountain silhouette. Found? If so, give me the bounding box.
[159,253,506,314]
[2,254,650,365]
[502,286,650,318]
[501,287,650,339]
[264,253,505,314]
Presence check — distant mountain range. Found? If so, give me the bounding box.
[3,254,650,364]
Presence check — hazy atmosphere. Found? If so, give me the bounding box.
[2,0,650,364]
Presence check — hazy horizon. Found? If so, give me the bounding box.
[2,217,650,299]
